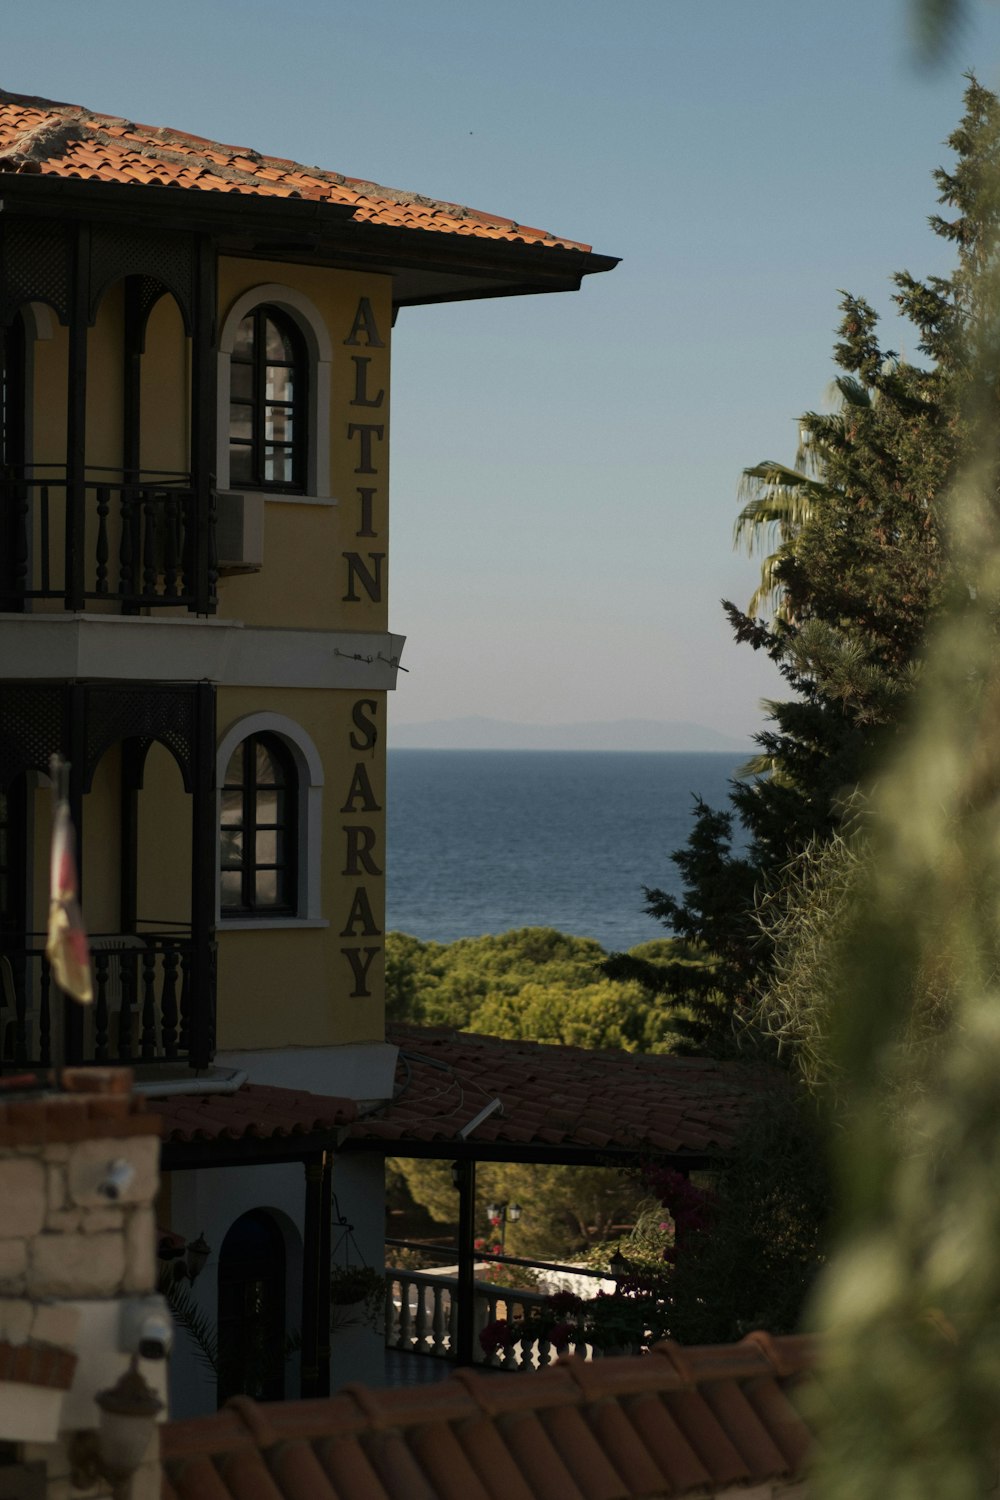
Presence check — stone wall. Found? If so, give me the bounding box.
[0,1070,164,1500]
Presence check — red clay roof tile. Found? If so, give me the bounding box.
[623,1392,712,1492]
[347,1025,775,1161]
[0,89,591,254]
[0,1339,77,1390]
[265,1440,341,1500]
[162,1337,815,1499]
[316,1435,392,1500]
[151,1083,356,1147]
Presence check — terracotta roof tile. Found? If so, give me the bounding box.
[0,89,591,254]
[316,1435,391,1500]
[346,1024,775,1161]
[535,1404,629,1500]
[0,1338,77,1390]
[162,1335,815,1499]
[624,1392,712,1492]
[151,1083,356,1146]
[453,1413,538,1500]
[699,1378,788,1478]
[0,1077,159,1147]
[661,1388,751,1486]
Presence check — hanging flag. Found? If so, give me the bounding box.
[45,757,92,1005]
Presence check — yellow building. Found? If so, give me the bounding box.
[0,88,616,1408]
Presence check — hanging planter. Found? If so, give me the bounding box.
[329,1194,385,1332]
[330,1264,386,1331]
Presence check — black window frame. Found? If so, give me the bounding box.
[228,305,307,494]
[220,733,298,917]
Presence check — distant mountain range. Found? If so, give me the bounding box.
[389,716,750,752]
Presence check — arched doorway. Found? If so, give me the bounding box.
[217,1209,287,1404]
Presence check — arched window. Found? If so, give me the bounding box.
[220,733,297,915]
[228,305,307,492]
[216,713,324,926]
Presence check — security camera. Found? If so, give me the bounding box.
[120,1296,174,1361]
[98,1158,136,1201]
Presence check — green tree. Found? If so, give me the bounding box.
[386,926,687,1052]
[615,100,970,1044]
[387,1156,648,1263]
[607,78,1000,1350]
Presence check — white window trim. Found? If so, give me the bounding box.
[216,711,324,927]
[217,283,332,500]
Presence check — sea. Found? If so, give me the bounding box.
[385,750,747,953]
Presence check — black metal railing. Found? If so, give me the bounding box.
[0,465,217,613]
[0,930,215,1070]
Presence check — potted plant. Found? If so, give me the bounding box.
[330,1264,386,1332]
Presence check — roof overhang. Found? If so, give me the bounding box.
[342,1133,715,1172]
[0,173,619,309]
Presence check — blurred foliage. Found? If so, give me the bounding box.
[610,78,1000,1360]
[810,77,1000,1500]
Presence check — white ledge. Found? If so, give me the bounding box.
[264,494,339,507]
[217,917,330,932]
[0,615,406,690]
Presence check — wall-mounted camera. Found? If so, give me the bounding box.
[98,1158,136,1201]
[119,1296,173,1361]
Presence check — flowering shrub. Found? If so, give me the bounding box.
[643,1168,715,1264]
[478,1282,673,1360]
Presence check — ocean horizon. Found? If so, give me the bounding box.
[386,748,747,952]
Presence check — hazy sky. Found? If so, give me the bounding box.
[7,2,1000,741]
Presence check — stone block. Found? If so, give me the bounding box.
[31,1301,81,1349]
[46,1162,66,1214]
[45,1210,82,1234]
[123,1206,156,1294]
[0,1295,32,1344]
[67,1136,158,1208]
[82,1207,125,1235]
[0,1157,45,1238]
[0,1237,27,1292]
[28,1230,125,1298]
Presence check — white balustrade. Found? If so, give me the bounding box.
[384,1266,619,1369]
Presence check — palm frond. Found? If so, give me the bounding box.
[159,1269,218,1375]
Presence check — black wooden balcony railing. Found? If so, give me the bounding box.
[0,466,216,613]
[0,931,215,1070]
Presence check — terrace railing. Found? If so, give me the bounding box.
[385,1255,627,1371]
[0,929,215,1070]
[0,466,216,613]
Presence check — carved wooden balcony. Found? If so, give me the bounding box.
[0,466,217,614]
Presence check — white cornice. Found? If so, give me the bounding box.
[0,614,406,690]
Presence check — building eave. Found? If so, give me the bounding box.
[0,172,619,307]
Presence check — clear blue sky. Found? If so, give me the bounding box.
[7,2,1000,742]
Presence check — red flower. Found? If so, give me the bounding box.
[479,1319,512,1356]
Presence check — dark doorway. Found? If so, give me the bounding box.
[217,1209,287,1404]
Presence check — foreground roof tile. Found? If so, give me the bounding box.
[162,1334,815,1499]
[0,88,591,253]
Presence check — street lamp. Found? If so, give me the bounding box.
[485,1200,522,1251]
